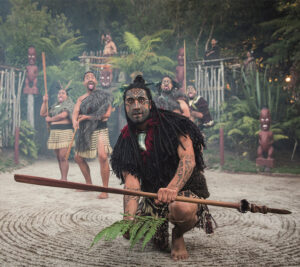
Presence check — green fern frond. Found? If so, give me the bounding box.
[124,32,141,52]
[142,217,165,250]
[91,215,166,251]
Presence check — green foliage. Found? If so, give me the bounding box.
[91,214,166,251]
[109,31,175,81]
[0,0,82,66]
[37,60,86,103]
[208,68,288,157]
[0,103,9,129]
[263,0,300,65]
[18,120,38,159]
[36,36,85,66]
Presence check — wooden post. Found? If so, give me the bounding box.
[220,127,224,166]
[27,94,34,127]
[183,40,187,93]
[14,127,19,164]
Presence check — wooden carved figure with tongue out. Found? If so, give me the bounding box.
[256,108,274,169]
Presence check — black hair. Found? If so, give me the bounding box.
[83,71,96,80]
[119,75,196,182]
[156,75,180,95]
[123,75,153,102]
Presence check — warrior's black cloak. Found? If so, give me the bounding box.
[111,109,209,198]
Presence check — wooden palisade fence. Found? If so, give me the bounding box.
[0,66,26,162]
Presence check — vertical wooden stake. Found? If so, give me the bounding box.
[14,127,19,165]
[220,127,224,166]
[183,40,187,94]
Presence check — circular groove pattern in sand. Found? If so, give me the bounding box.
[0,206,299,266]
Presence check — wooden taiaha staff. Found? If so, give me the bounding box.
[14,174,291,215]
[65,128,77,160]
[42,52,48,116]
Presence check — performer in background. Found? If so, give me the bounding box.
[111,75,213,261]
[40,88,74,180]
[102,34,117,57]
[156,76,190,118]
[187,85,214,130]
[73,71,112,199]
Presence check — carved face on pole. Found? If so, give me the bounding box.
[57,89,68,103]
[260,108,271,131]
[28,47,36,65]
[187,85,197,99]
[83,72,98,91]
[177,48,184,66]
[125,88,151,125]
[100,69,112,88]
[160,76,173,93]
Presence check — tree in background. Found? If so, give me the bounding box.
[109,31,175,82]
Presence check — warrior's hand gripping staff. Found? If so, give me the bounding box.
[14,174,291,215]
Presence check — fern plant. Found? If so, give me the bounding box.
[91,214,166,251]
[207,68,289,158]
[109,30,175,81]
[37,36,86,66]
[18,120,38,159]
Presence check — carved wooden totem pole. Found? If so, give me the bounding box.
[175,47,185,93]
[24,46,39,127]
[256,108,274,169]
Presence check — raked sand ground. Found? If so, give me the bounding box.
[0,159,299,266]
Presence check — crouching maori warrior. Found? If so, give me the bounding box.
[73,71,113,198]
[111,75,214,261]
[40,88,74,180]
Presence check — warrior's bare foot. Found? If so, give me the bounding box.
[60,178,67,181]
[171,228,189,261]
[97,192,108,199]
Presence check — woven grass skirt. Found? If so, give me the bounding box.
[47,128,74,150]
[76,127,112,159]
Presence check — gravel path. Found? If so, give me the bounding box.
[0,159,299,266]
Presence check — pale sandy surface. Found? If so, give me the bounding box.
[0,159,299,266]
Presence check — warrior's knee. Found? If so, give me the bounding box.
[98,152,108,164]
[74,154,83,164]
[58,155,67,162]
[169,202,197,223]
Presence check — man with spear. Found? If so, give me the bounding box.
[111,75,212,260]
[14,78,291,261]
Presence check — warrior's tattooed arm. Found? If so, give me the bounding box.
[123,172,141,220]
[157,135,195,203]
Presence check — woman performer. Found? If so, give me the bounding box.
[40,88,74,180]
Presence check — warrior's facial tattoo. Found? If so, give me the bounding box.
[260,108,271,131]
[161,77,173,93]
[57,89,68,103]
[187,86,197,99]
[125,88,151,124]
[83,72,98,91]
[28,47,36,65]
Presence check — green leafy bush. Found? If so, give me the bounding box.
[18,120,38,159]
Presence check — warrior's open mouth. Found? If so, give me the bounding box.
[88,82,95,89]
